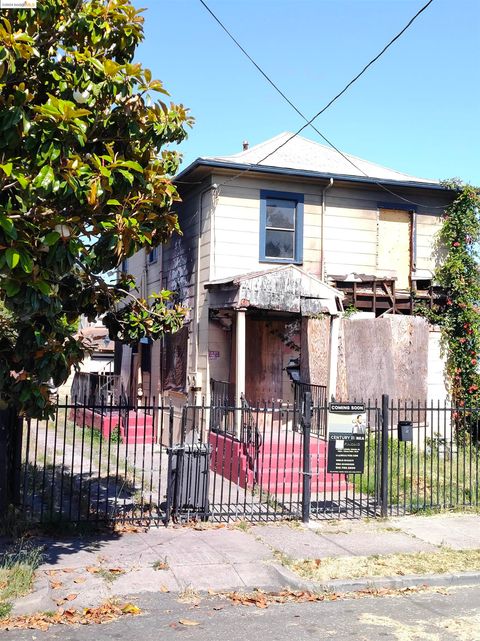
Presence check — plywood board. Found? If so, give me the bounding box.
[377,209,411,288]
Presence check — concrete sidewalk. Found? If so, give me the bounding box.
[6,513,480,615]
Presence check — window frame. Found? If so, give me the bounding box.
[148,246,158,264]
[259,189,304,264]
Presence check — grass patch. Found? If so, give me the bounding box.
[0,540,43,617]
[354,435,480,510]
[280,548,480,582]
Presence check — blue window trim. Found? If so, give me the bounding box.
[148,246,158,264]
[259,189,304,264]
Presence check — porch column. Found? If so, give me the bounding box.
[235,308,246,437]
[327,315,341,402]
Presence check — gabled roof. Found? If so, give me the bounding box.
[176,132,445,190]
[209,132,438,185]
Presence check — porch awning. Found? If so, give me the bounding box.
[205,265,343,316]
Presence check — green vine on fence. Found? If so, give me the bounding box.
[420,181,480,414]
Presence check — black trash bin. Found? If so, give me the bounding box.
[166,443,212,523]
[398,421,413,442]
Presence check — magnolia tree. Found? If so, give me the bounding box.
[0,0,191,419]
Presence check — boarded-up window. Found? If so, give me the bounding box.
[162,327,188,392]
[377,209,411,289]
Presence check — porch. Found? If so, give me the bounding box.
[205,264,344,427]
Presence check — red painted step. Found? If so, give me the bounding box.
[210,432,350,494]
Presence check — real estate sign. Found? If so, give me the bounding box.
[327,402,366,474]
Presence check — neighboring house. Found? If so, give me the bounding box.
[60,318,115,401]
[118,132,455,406]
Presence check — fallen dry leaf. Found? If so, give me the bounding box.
[46,570,59,577]
[113,522,148,534]
[65,594,77,602]
[86,566,100,574]
[0,601,143,631]
[49,581,63,590]
[121,603,141,615]
[61,568,75,574]
[73,577,86,584]
[159,585,170,593]
[179,619,200,626]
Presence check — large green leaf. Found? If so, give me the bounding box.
[5,247,20,269]
[0,215,17,239]
[33,165,54,190]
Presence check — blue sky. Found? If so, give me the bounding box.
[133,0,480,185]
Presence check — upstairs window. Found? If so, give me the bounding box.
[260,190,303,263]
[148,246,158,264]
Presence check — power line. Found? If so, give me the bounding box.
[199,0,450,209]
[255,0,436,164]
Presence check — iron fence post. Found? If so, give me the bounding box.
[301,392,312,524]
[164,404,175,526]
[380,394,389,518]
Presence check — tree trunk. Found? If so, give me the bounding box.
[0,407,23,518]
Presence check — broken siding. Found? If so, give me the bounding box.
[415,213,443,273]
[162,189,204,313]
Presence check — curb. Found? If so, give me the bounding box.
[293,571,480,594]
[8,569,480,616]
[270,572,480,593]
[11,573,53,616]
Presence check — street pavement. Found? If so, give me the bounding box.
[3,584,480,640]
[3,512,480,618]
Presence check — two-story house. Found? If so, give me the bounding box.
[118,132,454,408]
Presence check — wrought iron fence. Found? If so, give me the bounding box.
[11,396,480,527]
[293,381,328,438]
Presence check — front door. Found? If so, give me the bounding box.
[377,209,411,289]
[245,318,298,404]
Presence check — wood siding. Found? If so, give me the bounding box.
[212,177,445,283]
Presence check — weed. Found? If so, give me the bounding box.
[152,557,169,571]
[110,426,122,444]
[0,539,44,611]
[233,520,250,532]
[178,585,201,604]
[97,567,126,583]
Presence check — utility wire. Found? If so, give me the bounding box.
[199,0,450,209]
